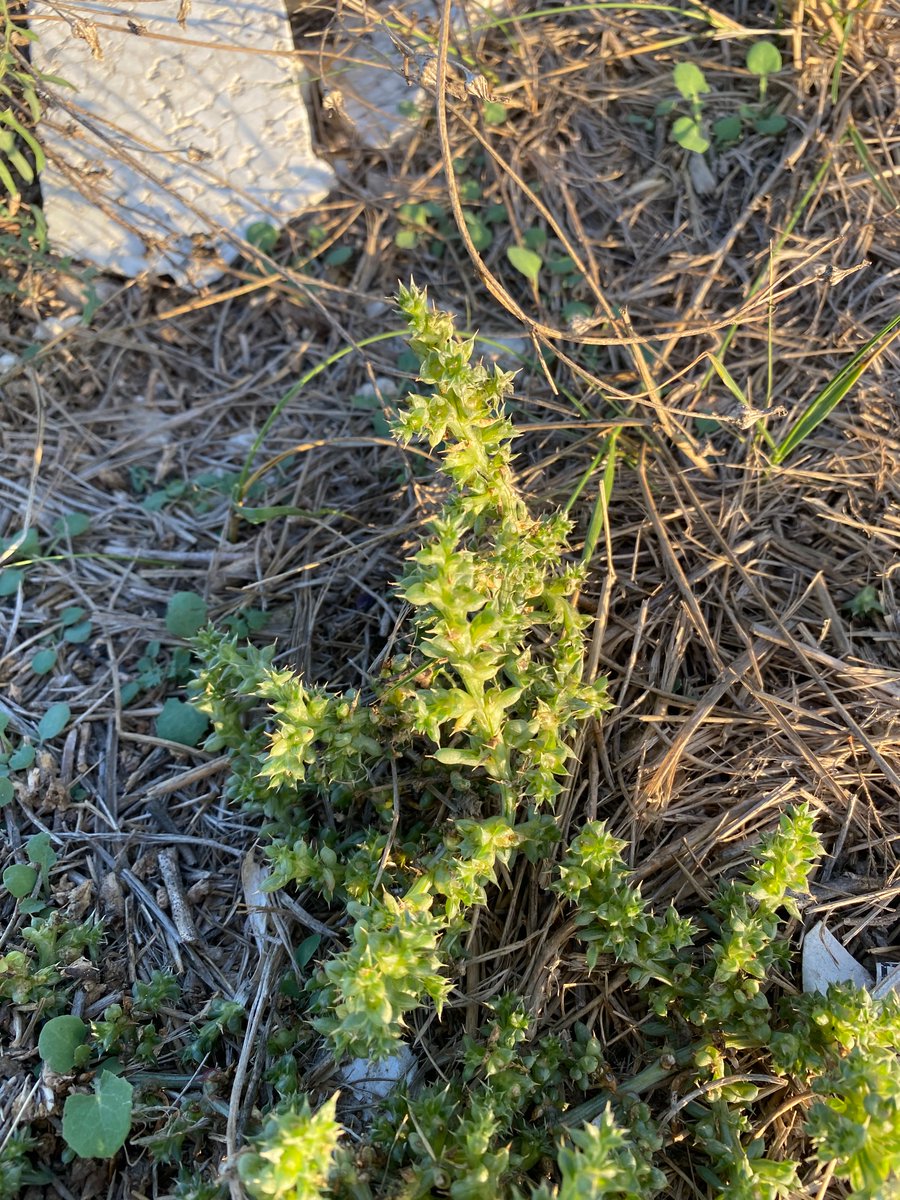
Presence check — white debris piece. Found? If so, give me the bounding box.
[802,920,874,995]
[339,1044,416,1109]
[872,963,900,1000]
[322,0,505,149]
[33,1,334,286]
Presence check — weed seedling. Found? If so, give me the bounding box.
[666,44,789,155]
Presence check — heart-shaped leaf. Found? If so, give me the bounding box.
[156,698,210,747]
[63,1071,133,1158]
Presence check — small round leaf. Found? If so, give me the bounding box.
[754,113,787,136]
[0,569,25,596]
[506,245,543,284]
[324,245,353,267]
[3,864,37,897]
[673,62,709,102]
[156,699,210,747]
[672,116,710,154]
[54,512,92,538]
[394,229,420,250]
[746,41,783,77]
[8,744,35,771]
[64,620,93,645]
[713,114,743,146]
[31,648,57,675]
[39,1015,89,1073]
[165,592,208,639]
[39,702,71,742]
[0,777,13,806]
[27,831,58,874]
[245,222,278,254]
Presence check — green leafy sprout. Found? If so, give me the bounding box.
[667,43,789,155]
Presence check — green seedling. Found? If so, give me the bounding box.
[746,40,782,100]
[220,607,269,638]
[665,44,789,155]
[845,584,883,619]
[185,998,246,1062]
[28,605,94,678]
[672,61,710,153]
[141,469,247,514]
[0,518,92,601]
[121,637,196,706]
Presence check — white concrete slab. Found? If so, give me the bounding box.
[32,1,334,285]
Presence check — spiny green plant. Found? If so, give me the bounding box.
[192,290,900,1199]
[237,807,900,1200]
[193,283,610,1061]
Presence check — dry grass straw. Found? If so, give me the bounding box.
[1,0,899,1193]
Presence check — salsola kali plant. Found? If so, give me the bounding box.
[192,288,900,1200]
[194,283,610,1063]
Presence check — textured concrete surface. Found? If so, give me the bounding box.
[33,1,334,285]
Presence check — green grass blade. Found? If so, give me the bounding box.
[847,121,897,207]
[699,156,832,393]
[772,314,900,464]
[707,353,748,406]
[581,429,621,566]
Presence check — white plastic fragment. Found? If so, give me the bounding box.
[32,313,82,341]
[241,850,272,954]
[338,1044,417,1109]
[872,963,900,1000]
[33,0,334,286]
[801,920,874,995]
